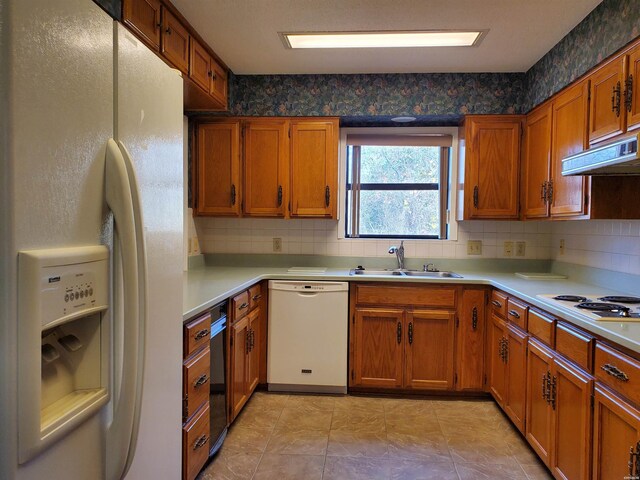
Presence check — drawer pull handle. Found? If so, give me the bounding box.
[491,300,502,308]
[239,302,249,310]
[194,329,209,340]
[252,294,262,301]
[601,363,630,382]
[193,434,209,450]
[193,374,209,388]
[508,309,520,319]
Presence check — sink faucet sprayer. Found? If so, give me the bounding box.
[388,241,405,270]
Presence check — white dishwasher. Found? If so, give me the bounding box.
[268,280,349,393]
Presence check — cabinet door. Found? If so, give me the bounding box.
[246,308,261,394]
[290,120,338,218]
[161,7,189,74]
[525,339,553,466]
[550,81,589,217]
[230,317,249,420]
[404,310,455,390]
[209,57,228,109]
[456,289,486,391]
[352,308,404,388]
[243,120,289,216]
[465,117,521,219]
[196,122,241,216]
[551,357,593,480]
[189,38,211,93]
[123,0,161,51]
[523,103,552,219]
[589,57,626,145]
[504,324,528,433]
[627,44,640,132]
[593,385,640,480]
[488,314,507,405]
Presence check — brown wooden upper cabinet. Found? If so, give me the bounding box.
[290,119,338,218]
[161,7,189,75]
[522,103,552,219]
[195,122,241,216]
[460,116,522,220]
[589,43,640,145]
[243,119,289,217]
[123,0,162,51]
[189,38,228,109]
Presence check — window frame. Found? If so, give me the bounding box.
[338,127,460,242]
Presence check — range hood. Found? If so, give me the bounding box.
[562,133,639,176]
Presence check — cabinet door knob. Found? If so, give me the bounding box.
[325,186,331,207]
[473,185,479,208]
[231,184,237,205]
[624,75,634,112]
[397,322,402,344]
[612,81,622,117]
[408,322,413,345]
[472,306,478,331]
[277,185,283,207]
[165,27,172,35]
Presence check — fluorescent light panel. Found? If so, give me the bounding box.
[283,30,484,49]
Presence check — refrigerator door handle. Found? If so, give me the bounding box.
[117,141,148,477]
[104,139,144,480]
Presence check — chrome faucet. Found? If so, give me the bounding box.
[388,241,405,270]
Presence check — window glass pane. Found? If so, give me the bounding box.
[359,146,440,184]
[358,190,440,236]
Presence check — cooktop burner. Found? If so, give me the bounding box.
[598,296,640,304]
[576,302,629,312]
[553,295,588,302]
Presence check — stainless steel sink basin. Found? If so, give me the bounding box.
[349,269,462,278]
[402,271,463,278]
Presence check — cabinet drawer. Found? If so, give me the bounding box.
[232,290,250,320]
[555,322,593,372]
[182,404,210,480]
[248,284,262,311]
[184,312,211,358]
[183,347,210,420]
[490,291,508,318]
[506,298,528,330]
[527,309,555,347]
[355,284,456,308]
[595,342,640,405]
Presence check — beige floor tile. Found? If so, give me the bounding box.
[385,412,442,436]
[455,462,527,480]
[233,406,282,430]
[445,434,519,465]
[197,451,261,480]
[383,398,439,417]
[285,394,338,411]
[327,430,388,458]
[508,437,542,466]
[387,431,452,462]
[388,458,459,480]
[276,407,333,432]
[322,456,390,480]
[333,395,386,412]
[221,425,272,453]
[253,454,324,480]
[331,408,386,433]
[248,392,290,409]
[520,462,554,479]
[266,428,329,455]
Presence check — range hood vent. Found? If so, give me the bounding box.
[562,133,639,176]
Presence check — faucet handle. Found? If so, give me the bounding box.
[423,263,437,272]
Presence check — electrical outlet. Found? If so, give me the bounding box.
[503,241,514,257]
[467,240,482,255]
[559,239,565,255]
[273,237,282,253]
[515,241,526,257]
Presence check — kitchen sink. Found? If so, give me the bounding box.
[349,269,462,278]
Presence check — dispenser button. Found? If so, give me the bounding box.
[65,294,69,302]
[74,292,79,300]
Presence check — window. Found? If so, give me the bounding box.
[344,131,452,239]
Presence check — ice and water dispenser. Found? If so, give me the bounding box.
[18,246,110,463]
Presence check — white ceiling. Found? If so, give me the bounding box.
[171,0,603,75]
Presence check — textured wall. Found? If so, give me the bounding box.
[228,73,525,117]
[525,0,640,111]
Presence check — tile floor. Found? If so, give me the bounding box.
[197,392,552,480]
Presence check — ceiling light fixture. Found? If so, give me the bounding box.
[281,30,486,49]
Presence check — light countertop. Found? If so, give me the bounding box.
[183,266,640,354]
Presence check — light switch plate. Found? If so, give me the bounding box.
[467,240,482,255]
[503,241,514,257]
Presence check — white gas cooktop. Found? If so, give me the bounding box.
[537,294,640,321]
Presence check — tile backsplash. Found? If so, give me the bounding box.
[195,217,552,261]
[551,220,640,275]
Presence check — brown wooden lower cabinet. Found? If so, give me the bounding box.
[456,288,487,391]
[182,404,210,480]
[593,385,640,480]
[488,314,508,404]
[526,339,593,479]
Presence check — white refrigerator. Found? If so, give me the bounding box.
[0,0,184,479]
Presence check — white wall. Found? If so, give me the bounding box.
[194,217,552,260]
[551,220,640,275]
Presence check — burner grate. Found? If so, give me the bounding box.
[598,296,640,304]
[577,302,629,312]
[553,295,588,303]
